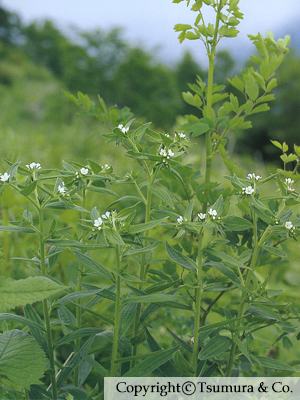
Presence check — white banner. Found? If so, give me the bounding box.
[104,377,300,400]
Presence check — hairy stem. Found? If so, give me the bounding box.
[74,188,86,386]
[39,209,58,399]
[193,229,203,376]
[110,246,122,377]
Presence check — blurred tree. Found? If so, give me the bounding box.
[113,47,182,130]
[235,50,300,162]
[0,6,22,45]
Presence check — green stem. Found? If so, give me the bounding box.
[1,206,9,277]
[193,228,203,376]
[131,181,152,365]
[110,246,122,377]
[39,209,58,399]
[74,188,86,386]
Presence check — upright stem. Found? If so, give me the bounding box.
[110,246,122,377]
[1,206,9,277]
[74,188,86,386]
[193,229,203,376]
[131,182,152,365]
[39,209,58,399]
[203,1,223,203]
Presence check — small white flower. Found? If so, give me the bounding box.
[243,186,255,195]
[118,124,129,134]
[102,164,110,170]
[160,149,167,157]
[26,162,41,170]
[94,217,103,229]
[285,178,294,185]
[198,213,206,220]
[285,221,294,230]
[190,336,194,344]
[247,173,261,181]
[80,167,89,175]
[177,216,183,224]
[178,133,186,139]
[58,183,67,196]
[167,149,174,157]
[0,172,10,182]
[165,133,170,138]
[101,211,111,219]
[208,208,218,220]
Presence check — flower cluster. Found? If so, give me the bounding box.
[93,211,112,230]
[177,215,184,225]
[285,221,296,233]
[58,182,68,196]
[242,186,255,195]
[160,148,174,159]
[0,172,10,182]
[285,177,295,193]
[208,208,218,220]
[118,124,129,134]
[247,173,261,181]
[26,162,41,171]
[197,213,206,221]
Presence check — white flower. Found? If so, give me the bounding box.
[80,167,89,175]
[285,221,294,230]
[164,133,170,138]
[177,216,183,224]
[102,164,110,170]
[26,162,41,170]
[94,217,103,229]
[208,208,218,219]
[118,124,129,134]
[285,178,294,185]
[198,213,206,220]
[247,173,261,181]
[101,211,111,219]
[167,149,174,157]
[178,133,186,139]
[160,149,167,157]
[58,183,67,196]
[0,172,10,182]
[243,186,255,195]
[190,336,194,344]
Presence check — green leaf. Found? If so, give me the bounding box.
[45,202,88,212]
[0,313,45,331]
[87,187,119,197]
[246,305,281,321]
[0,329,48,389]
[191,122,210,137]
[123,345,179,377]
[222,215,252,231]
[124,241,159,257]
[55,327,104,348]
[198,335,232,360]
[251,104,270,114]
[233,335,252,364]
[131,123,152,143]
[0,276,64,312]
[129,218,165,234]
[204,248,246,270]
[0,225,36,233]
[78,92,91,111]
[151,186,174,208]
[119,303,138,339]
[166,242,197,273]
[19,180,37,196]
[262,245,287,258]
[254,356,298,372]
[245,78,259,101]
[70,249,115,283]
[145,328,179,376]
[76,345,109,377]
[123,293,187,305]
[105,228,125,246]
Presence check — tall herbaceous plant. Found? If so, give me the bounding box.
[0,0,299,398]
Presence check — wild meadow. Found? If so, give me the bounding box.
[0,1,300,399]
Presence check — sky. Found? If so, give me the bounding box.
[1,0,299,66]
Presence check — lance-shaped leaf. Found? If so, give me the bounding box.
[222,215,253,231]
[166,242,197,273]
[70,249,115,283]
[0,329,48,389]
[0,276,64,312]
[129,218,165,234]
[254,356,298,372]
[198,335,232,360]
[123,345,179,377]
[151,185,174,208]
